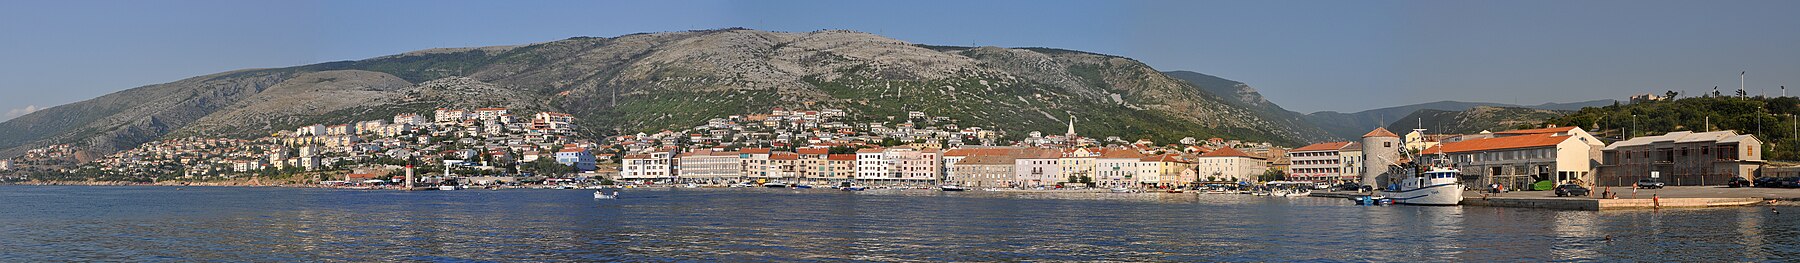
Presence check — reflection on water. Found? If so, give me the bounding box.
[1,186,1796,261]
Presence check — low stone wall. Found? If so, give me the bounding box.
[1462,197,1600,210]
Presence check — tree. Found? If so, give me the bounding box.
[527,158,572,176]
[1258,169,1287,182]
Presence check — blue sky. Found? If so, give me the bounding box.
[3,0,1799,121]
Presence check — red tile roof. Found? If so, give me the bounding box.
[1362,128,1399,138]
[796,148,830,155]
[1292,141,1352,152]
[770,152,799,160]
[1199,147,1261,159]
[1140,153,1187,163]
[827,154,857,161]
[740,148,771,154]
[1097,148,1147,159]
[1423,133,1569,153]
[1494,126,1576,135]
[943,148,1016,157]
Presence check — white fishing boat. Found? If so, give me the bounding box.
[439,185,457,191]
[1378,167,1464,205]
[593,190,617,199]
[683,183,699,188]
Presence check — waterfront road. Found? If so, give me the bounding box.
[1472,186,1800,200]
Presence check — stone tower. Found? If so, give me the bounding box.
[1360,127,1402,187]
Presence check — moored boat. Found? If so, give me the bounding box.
[1379,167,1464,205]
[762,182,789,188]
[940,185,969,191]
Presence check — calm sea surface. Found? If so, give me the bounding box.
[1,185,1796,262]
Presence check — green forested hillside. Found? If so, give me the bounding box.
[1544,95,1800,160]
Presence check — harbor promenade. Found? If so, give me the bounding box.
[1313,186,1798,210]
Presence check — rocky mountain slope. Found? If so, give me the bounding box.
[0,28,1334,158]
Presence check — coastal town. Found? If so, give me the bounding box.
[0,100,1782,194]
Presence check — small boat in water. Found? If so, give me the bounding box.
[1165,188,1185,193]
[593,190,618,199]
[729,183,752,188]
[684,183,699,188]
[940,185,969,191]
[792,184,814,189]
[762,182,789,188]
[439,185,457,191]
[1274,189,1311,197]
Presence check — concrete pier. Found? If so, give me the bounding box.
[1460,196,1763,210]
[1312,186,1780,210]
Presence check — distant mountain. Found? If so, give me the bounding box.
[0,28,1335,158]
[1161,71,1331,142]
[1305,99,1615,140]
[1383,106,1567,135]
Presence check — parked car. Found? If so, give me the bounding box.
[1726,177,1752,188]
[1782,177,1800,188]
[1332,183,1363,192]
[1755,177,1783,187]
[1555,184,1590,197]
[1634,179,1666,189]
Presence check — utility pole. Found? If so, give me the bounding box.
[1631,114,1638,140]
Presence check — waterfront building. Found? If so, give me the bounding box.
[677,149,740,184]
[1013,148,1062,187]
[943,147,1020,182]
[739,148,773,180]
[884,147,941,183]
[796,147,831,184]
[1422,126,1603,190]
[822,154,856,183]
[1338,142,1363,183]
[1597,130,1763,186]
[854,148,890,181]
[949,154,1016,188]
[1197,147,1267,183]
[1139,153,1191,187]
[1059,148,1099,184]
[621,151,673,182]
[1287,141,1354,183]
[1095,149,1147,187]
[769,152,800,182]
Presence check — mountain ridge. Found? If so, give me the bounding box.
[0,28,1332,159]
